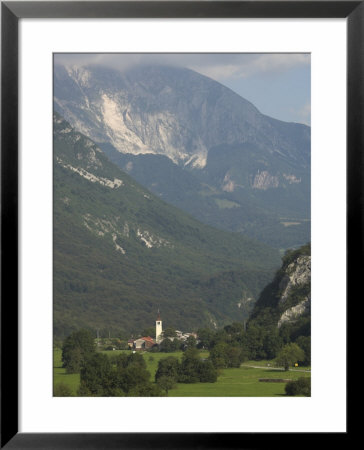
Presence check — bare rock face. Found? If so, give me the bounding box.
[277,254,311,327]
[252,170,279,190]
[247,244,310,331]
[279,255,311,304]
[54,63,311,249]
[54,64,310,170]
[277,295,311,328]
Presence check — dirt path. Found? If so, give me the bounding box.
[241,363,311,373]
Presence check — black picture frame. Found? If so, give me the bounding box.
[1,1,359,448]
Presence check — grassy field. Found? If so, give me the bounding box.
[53,348,310,397]
[169,366,309,397]
[53,348,80,395]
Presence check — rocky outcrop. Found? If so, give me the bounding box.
[277,254,311,327]
[252,170,279,190]
[248,244,311,329]
[283,173,301,184]
[278,296,310,328]
[278,255,311,305]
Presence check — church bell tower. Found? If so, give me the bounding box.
[156,310,163,343]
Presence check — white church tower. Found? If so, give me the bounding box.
[156,310,163,343]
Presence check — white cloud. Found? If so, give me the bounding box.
[54,53,310,81]
[189,54,310,80]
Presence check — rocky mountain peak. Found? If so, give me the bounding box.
[54,63,310,249]
[54,63,310,169]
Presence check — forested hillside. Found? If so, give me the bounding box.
[53,113,280,338]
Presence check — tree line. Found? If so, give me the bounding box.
[55,312,310,396]
[56,329,218,397]
[196,317,310,369]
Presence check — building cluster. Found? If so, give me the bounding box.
[127,312,198,351]
[173,330,198,341]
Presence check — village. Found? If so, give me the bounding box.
[96,312,199,352]
[56,296,311,398]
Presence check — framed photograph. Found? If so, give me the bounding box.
[2,1,359,447]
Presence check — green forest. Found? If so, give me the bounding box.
[53,113,281,338]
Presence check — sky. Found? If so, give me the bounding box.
[54,53,311,125]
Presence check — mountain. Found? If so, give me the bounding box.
[54,64,311,249]
[53,112,281,338]
[248,243,311,334]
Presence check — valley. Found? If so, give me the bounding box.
[52,58,311,399]
[54,113,281,338]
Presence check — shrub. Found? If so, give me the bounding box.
[128,382,165,397]
[285,377,311,396]
[53,382,73,397]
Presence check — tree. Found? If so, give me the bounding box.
[210,329,228,347]
[209,343,244,369]
[79,351,155,396]
[184,335,197,350]
[77,383,92,397]
[241,325,267,360]
[159,337,181,352]
[225,346,244,368]
[163,327,177,338]
[196,328,214,349]
[116,352,146,370]
[113,352,151,394]
[79,353,113,396]
[142,327,155,338]
[209,343,229,368]
[156,376,177,395]
[116,364,151,394]
[223,322,245,345]
[62,329,95,374]
[155,356,180,382]
[159,338,175,352]
[275,343,305,371]
[296,336,311,366]
[178,348,201,383]
[224,322,244,335]
[196,360,217,383]
[178,348,217,384]
[263,329,283,359]
[64,347,83,373]
[171,338,182,351]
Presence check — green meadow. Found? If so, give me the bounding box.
[169,366,309,397]
[53,348,310,397]
[53,347,80,395]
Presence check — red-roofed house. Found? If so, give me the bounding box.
[133,336,156,350]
